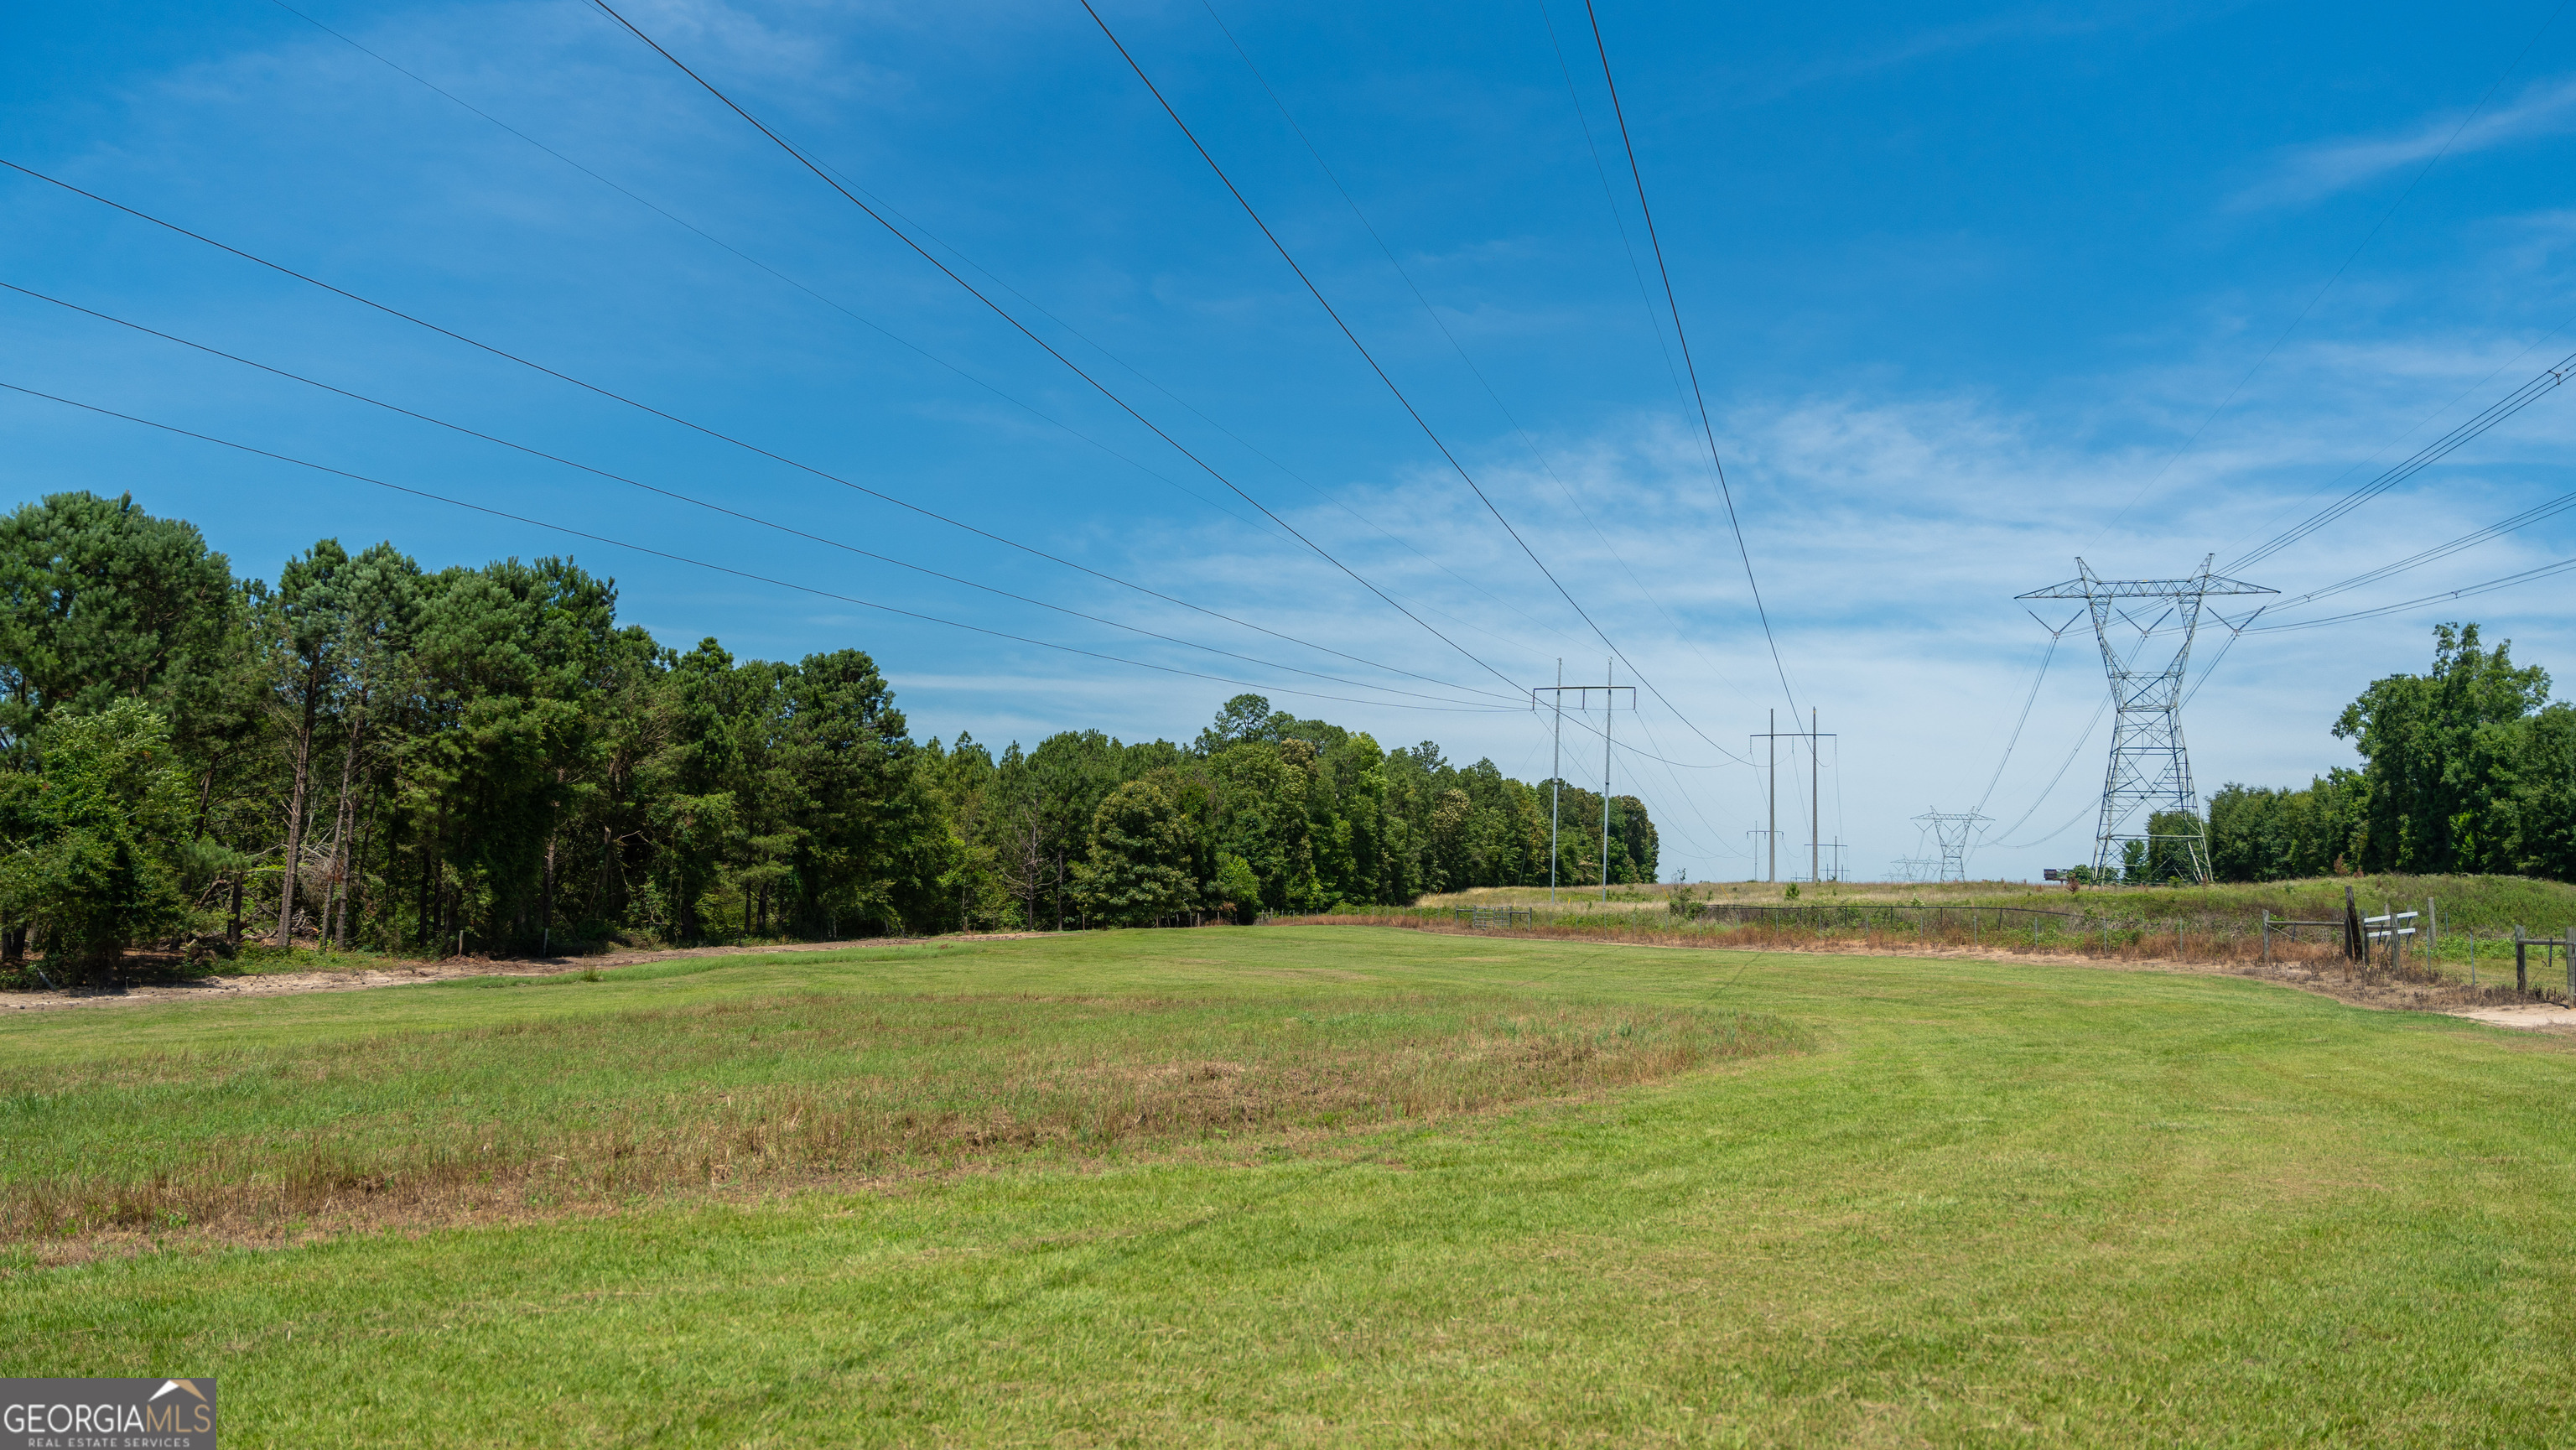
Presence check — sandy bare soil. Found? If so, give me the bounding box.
[0,933,1041,1014]
[2445,1002,2576,1032]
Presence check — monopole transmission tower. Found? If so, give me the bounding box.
[2018,557,2273,883]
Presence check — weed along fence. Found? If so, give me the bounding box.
[1685,901,2075,947]
[2510,928,2576,997]
[1680,900,2247,959]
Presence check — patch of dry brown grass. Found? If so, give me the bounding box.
[3,993,1798,1244]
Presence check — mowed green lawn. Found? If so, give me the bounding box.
[5,926,2574,1446]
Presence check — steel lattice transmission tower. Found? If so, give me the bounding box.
[2018,557,2274,883]
[1913,811,1990,883]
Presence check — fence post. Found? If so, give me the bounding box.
[2565,925,2573,1003]
[2516,927,2527,994]
[2262,910,2270,964]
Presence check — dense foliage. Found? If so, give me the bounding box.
[0,492,1654,974]
[2209,623,2576,882]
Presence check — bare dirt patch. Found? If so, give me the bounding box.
[0,933,1044,1014]
[2448,1003,2576,1033]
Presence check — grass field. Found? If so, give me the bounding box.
[6,925,2576,1445]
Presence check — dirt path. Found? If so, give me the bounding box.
[0,933,1043,1014]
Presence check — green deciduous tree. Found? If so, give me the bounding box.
[2334,622,2547,874]
[0,699,195,976]
[1072,780,1196,926]
[0,503,1659,965]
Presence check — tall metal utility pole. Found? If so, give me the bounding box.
[2018,557,2272,883]
[1753,712,1836,882]
[1533,668,1634,900]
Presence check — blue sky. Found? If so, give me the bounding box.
[8,0,2576,882]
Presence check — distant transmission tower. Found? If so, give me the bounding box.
[1913,811,1990,883]
[2018,557,2273,883]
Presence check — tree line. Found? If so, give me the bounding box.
[2206,623,2576,882]
[0,492,1656,976]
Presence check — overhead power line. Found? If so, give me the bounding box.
[1580,0,1800,721]
[1,381,1525,715]
[2092,0,2572,545]
[1969,627,2065,820]
[2269,484,2576,613]
[583,1,1530,703]
[2225,348,2576,573]
[275,0,1589,665]
[2,280,1512,713]
[2249,551,2576,633]
[0,158,1509,707]
[1194,0,1763,751]
[1077,0,1745,771]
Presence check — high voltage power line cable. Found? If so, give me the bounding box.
[1976,625,2157,850]
[2091,0,2571,546]
[1197,0,1765,736]
[2267,485,2576,612]
[584,1,1530,703]
[2222,317,2576,573]
[0,158,1512,707]
[2116,341,2576,715]
[1075,0,1744,772]
[0,281,1514,714]
[1536,0,1696,439]
[1990,797,2099,853]
[1626,706,1747,859]
[1536,694,1735,772]
[1529,0,1764,725]
[257,0,1277,548]
[2224,347,2576,573]
[2247,551,2576,633]
[0,381,1525,716]
[1981,695,2111,848]
[273,0,1586,666]
[1969,630,2065,820]
[2179,621,2255,707]
[1580,0,1800,721]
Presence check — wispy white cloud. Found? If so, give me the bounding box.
[2237,73,2576,211]
[1725,6,2137,107]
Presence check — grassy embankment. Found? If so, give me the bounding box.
[6,926,2576,1444]
[1424,875,2576,985]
